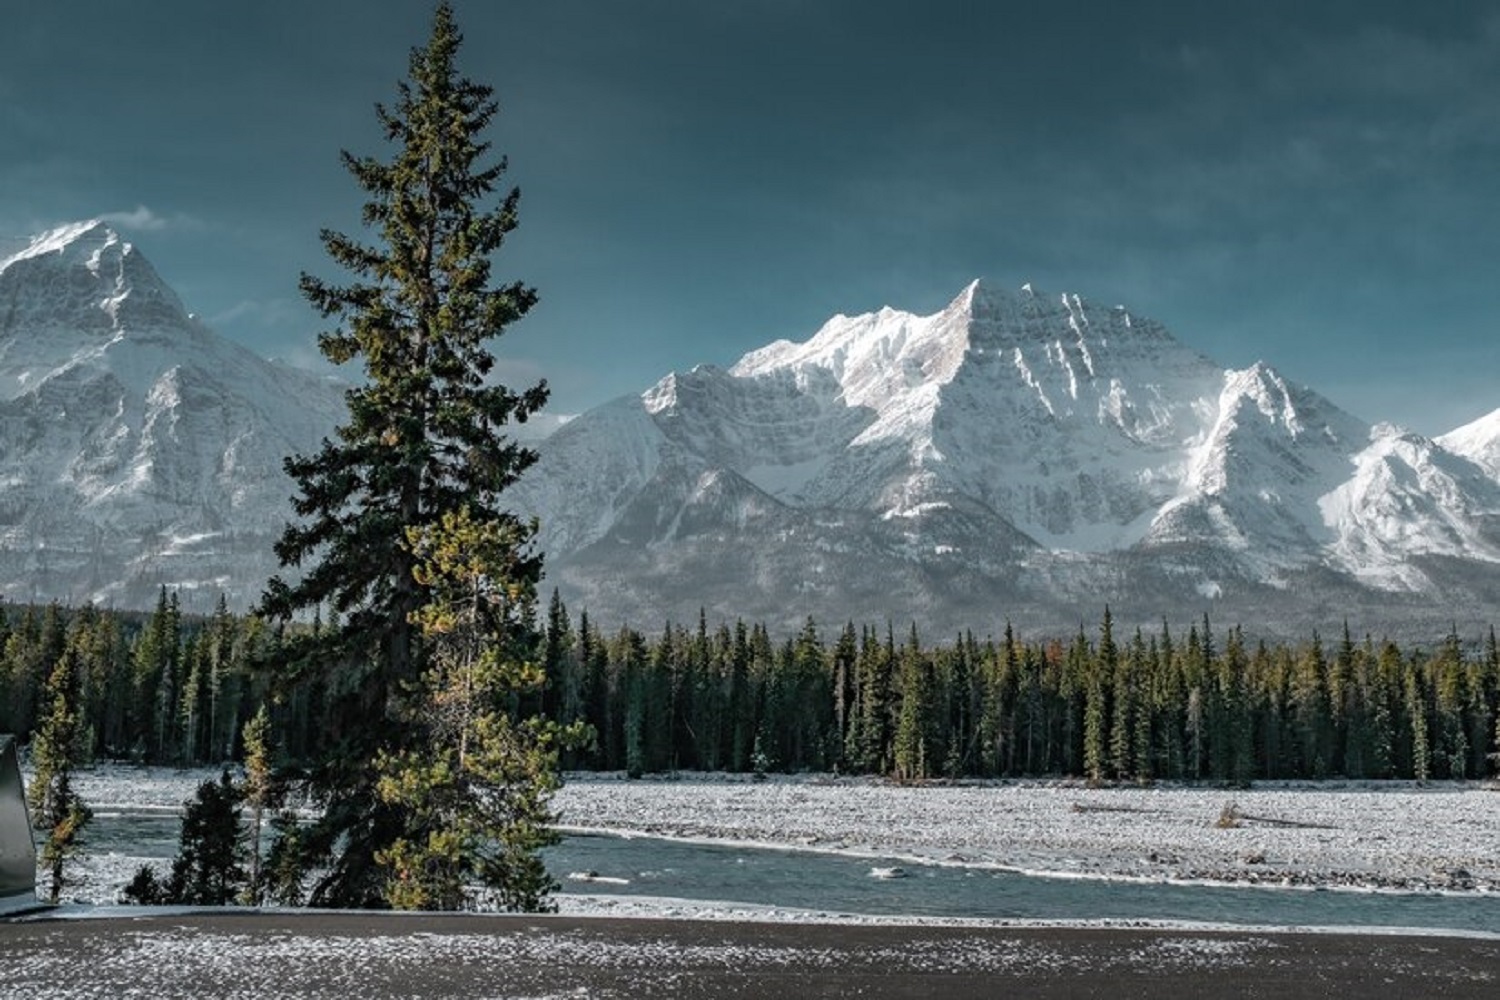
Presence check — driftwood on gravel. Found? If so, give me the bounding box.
[1070,802,1163,815]
[1240,814,1339,829]
[1217,802,1338,830]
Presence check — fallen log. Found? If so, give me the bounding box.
[1235,813,1339,830]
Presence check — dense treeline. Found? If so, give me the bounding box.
[3,591,1498,784]
[538,599,1500,784]
[0,589,316,767]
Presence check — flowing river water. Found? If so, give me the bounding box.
[72,810,1500,935]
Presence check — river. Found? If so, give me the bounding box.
[74,810,1500,935]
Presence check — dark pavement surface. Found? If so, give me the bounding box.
[2,911,1497,998]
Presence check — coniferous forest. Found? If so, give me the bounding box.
[4,591,1497,787]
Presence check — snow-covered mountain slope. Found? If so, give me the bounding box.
[1438,408,1500,479]
[0,221,344,611]
[1318,424,1500,588]
[516,280,1500,634]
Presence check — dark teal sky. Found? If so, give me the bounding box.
[2,1,1498,434]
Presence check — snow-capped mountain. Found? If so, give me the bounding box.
[516,280,1500,634]
[0,221,344,611]
[6,220,1496,633]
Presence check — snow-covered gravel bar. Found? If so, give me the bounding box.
[554,774,1500,892]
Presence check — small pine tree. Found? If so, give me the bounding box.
[240,705,277,904]
[123,770,247,906]
[1108,632,1134,782]
[1082,610,1115,786]
[1130,633,1156,783]
[1406,669,1431,783]
[892,627,933,782]
[38,771,91,905]
[168,771,248,905]
[621,628,649,780]
[1292,634,1331,778]
[121,863,167,905]
[750,731,772,779]
[262,809,310,907]
[29,649,93,903]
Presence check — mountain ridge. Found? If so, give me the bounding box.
[4,220,1498,634]
[514,279,1500,634]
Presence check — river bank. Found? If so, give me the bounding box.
[554,773,1500,893]
[50,766,1500,909]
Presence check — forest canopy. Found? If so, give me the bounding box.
[3,595,1496,787]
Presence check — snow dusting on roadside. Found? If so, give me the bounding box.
[0,919,1289,1000]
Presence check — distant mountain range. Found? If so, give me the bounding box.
[511,280,1500,635]
[4,221,1498,633]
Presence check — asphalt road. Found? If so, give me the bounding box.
[2,911,1497,998]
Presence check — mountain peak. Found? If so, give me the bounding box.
[1440,406,1500,445]
[22,217,113,253]
[734,278,1015,383]
[0,220,188,338]
[945,277,1007,318]
[946,276,1043,311]
[1438,406,1500,477]
[0,222,347,611]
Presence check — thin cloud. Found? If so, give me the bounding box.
[275,342,344,378]
[99,205,205,233]
[99,206,170,231]
[509,412,577,443]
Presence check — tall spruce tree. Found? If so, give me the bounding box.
[892,625,932,781]
[258,2,550,907]
[1082,611,1114,785]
